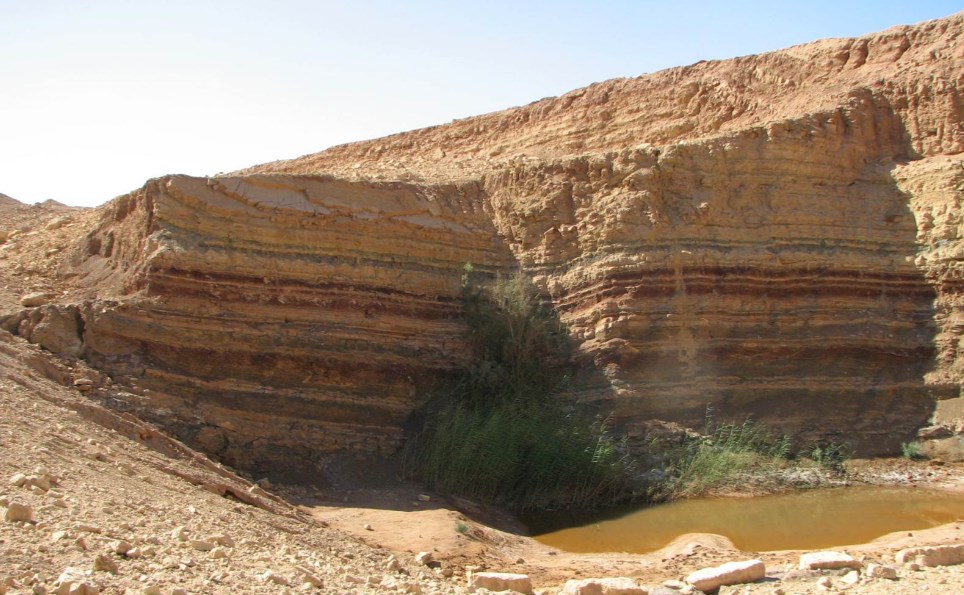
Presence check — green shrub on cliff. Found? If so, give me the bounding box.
[404,266,635,511]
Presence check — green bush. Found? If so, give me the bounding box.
[901,441,923,460]
[662,414,794,499]
[404,266,636,511]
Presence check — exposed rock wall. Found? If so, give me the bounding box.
[6,13,964,469]
[59,175,515,472]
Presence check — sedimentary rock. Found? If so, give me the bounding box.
[684,559,765,592]
[561,577,649,595]
[896,544,964,567]
[799,551,862,570]
[467,572,533,594]
[2,13,960,470]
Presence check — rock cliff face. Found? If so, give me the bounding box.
[50,175,515,471]
[4,13,963,470]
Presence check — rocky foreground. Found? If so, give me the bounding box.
[1,329,964,594]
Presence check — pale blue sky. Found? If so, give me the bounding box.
[1,1,960,207]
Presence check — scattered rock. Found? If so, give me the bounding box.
[190,539,216,551]
[415,551,434,566]
[92,554,117,574]
[109,540,131,555]
[45,216,71,230]
[799,551,862,570]
[685,559,765,592]
[841,570,860,585]
[298,567,324,588]
[815,576,832,590]
[896,544,964,567]
[171,525,190,541]
[561,577,649,594]
[4,501,33,522]
[468,571,533,594]
[73,379,94,392]
[865,563,898,580]
[385,555,402,572]
[20,292,56,307]
[53,568,99,595]
[259,570,290,586]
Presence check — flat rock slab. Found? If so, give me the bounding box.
[468,572,533,594]
[685,559,765,592]
[799,551,862,570]
[561,577,649,595]
[896,544,964,567]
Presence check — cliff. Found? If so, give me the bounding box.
[3,13,963,471]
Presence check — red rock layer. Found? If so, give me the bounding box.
[64,175,514,472]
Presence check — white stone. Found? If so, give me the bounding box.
[685,559,765,592]
[21,292,56,307]
[9,473,26,487]
[109,540,131,555]
[53,568,99,595]
[896,544,964,567]
[4,502,33,523]
[468,572,533,594]
[799,551,862,570]
[866,563,898,580]
[841,570,860,585]
[415,551,434,565]
[561,577,648,594]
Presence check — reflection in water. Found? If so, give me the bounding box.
[526,487,964,553]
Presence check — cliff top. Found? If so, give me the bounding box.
[237,12,963,183]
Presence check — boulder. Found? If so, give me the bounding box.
[468,571,533,594]
[20,292,57,308]
[561,577,648,594]
[798,551,861,570]
[27,306,84,357]
[865,563,897,580]
[896,544,964,567]
[685,559,765,592]
[4,501,32,523]
[53,568,99,595]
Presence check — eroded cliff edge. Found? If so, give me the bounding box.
[3,13,963,472]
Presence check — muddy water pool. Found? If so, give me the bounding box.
[526,487,964,553]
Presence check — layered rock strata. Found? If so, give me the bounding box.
[47,175,515,471]
[4,13,964,468]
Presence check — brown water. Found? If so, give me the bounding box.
[526,487,964,554]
